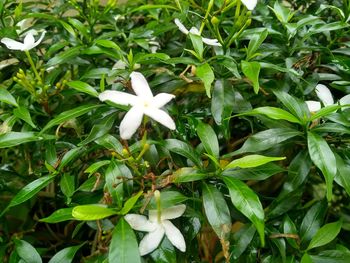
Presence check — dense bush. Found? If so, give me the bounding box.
[1,0,350,262]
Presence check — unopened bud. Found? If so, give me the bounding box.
[211,16,220,25]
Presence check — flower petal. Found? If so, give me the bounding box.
[152,93,175,108]
[32,31,46,49]
[163,220,186,252]
[144,108,176,130]
[130,71,153,99]
[124,214,157,232]
[120,106,144,140]
[161,204,186,220]
[305,101,321,112]
[139,226,165,256]
[1,38,25,50]
[315,84,334,106]
[202,37,222,46]
[189,27,200,36]
[241,0,258,10]
[339,94,350,110]
[23,32,35,50]
[174,18,189,35]
[99,90,139,106]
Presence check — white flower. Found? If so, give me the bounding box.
[1,31,46,51]
[99,71,176,139]
[174,19,221,46]
[125,204,186,255]
[306,84,350,112]
[241,0,258,10]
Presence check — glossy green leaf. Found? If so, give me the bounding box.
[109,218,141,263]
[67,81,99,97]
[120,191,143,215]
[241,60,260,94]
[1,175,55,216]
[300,200,327,248]
[95,134,123,154]
[58,147,85,171]
[14,240,42,263]
[236,106,301,124]
[307,132,336,201]
[105,160,128,208]
[164,139,202,168]
[46,46,81,67]
[60,174,75,203]
[39,208,74,223]
[226,128,302,156]
[307,221,342,250]
[225,155,285,170]
[189,33,203,60]
[223,176,265,246]
[202,183,231,239]
[171,167,209,183]
[231,224,256,260]
[0,88,18,107]
[148,191,188,209]
[72,205,118,220]
[48,244,84,263]
[246,29,268,61]
[196,63,214,97]
[0,132,53,148]
[41,104,101,134]
[84,160,111,176]
[196,121,219,158]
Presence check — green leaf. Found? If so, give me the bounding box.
[271,0,294,23]
[235,106,301,124]
[14,240,42,263]
[307,221,342,250]
[60,174,75,203]
[246,29,268,61]
[307,132,337,201]
[39,208,74,223]
[46,46,81,67]
[309,250,350,263]
[223,163,285,181]
[13,106,36,128]
[0,132,53,148]
[40,104,101,134]
[109,218,141,263]
[231,224,256,260]
[84,160,111,176]
[58,147,85,171]
[72,205,118,220]
[120,191,143,215]
[196,121,219,158]
[196,63,214,97]
[225,128,302,156]
[241,60,261,94]
[67,81,99,97]
[148,191,188,209]
[223,176,265,246]
[105,160,128,208]
[273,90,310,124]
[0,88,18,107]
[95,134,123,154]
[300,200,327,248]
[310,104,343,121]
[189,33,203,60]
[335,154,350,197]
[164,139,202,168]
[171,167,209,183]
[1,175,55,216]
[224,155,285,170]
[48,244,84,263]
[202,183,232,239]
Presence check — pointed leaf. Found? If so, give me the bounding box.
[39,208,74,223]
[14,240,42,263]
[0,88,18,107]
[242,60,260,94]
[307,221,342,250]
[67,81,99,97]
[223,176,265,246]
[225,155,285,170]
[196,121,219,158]
[109,218,141,263]
[196,63,214,97]
[72,205,118,220]
[48,244,84,263]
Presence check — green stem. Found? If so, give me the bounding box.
[25,50,43,84]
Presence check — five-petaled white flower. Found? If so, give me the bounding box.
[125,204,186,255]
[241,0,258,10]
[99,71,176,139]
[306,84,350,112]
[1,31,46,51]
[174,18,221,46]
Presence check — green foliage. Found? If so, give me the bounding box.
[1,0,350,262]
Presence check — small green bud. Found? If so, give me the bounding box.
[211,16,220,25]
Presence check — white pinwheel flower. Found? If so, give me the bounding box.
[99,71,176,139]
[241,0,258,10]
[1,31,46,51]
[174,18,221,46]
[125,204,186,255]
[306,84,350,112]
